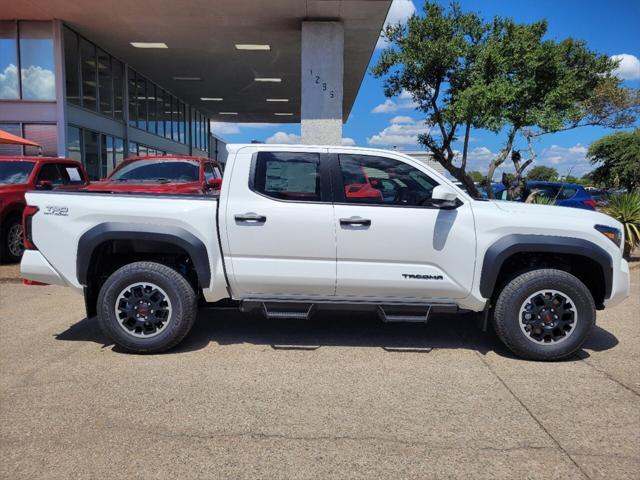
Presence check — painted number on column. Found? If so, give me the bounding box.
[310,69,336,100]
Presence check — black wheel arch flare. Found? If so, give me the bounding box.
[77,222,211,288]
[479,234,613,300]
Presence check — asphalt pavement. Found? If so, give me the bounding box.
[1,269,638,479]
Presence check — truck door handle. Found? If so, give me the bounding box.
[234,213,267,223]
[340,216,371,227]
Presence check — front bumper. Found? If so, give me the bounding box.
[20,250,67,287]
[604,258,630,309]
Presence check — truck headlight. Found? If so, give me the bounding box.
[594,224,621,247]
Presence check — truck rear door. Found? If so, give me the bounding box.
[220,147,336,297]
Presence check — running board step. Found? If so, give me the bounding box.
[377,305,431,323]
[261,302,314,320]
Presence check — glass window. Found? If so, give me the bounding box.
[147,83,157,134]
[97,48,112,116]
[0,22,19,100]
[63,27,80,105]
[67,125,81,162]
[80,37,96,110]
[127,68,137,126]
[138,144,148,156]
[171,96,179,142]
[163,91,172,139]
[83,129,100,180]
[114,137,124,166]
[557,187,578,200]
[338,154,438,206]
[252,152,321,201]
[0,160,35,184]
[112,59,124,120]
[23,124,57,156]
[102,134,113,175]
[204,162,215,182]
[110,158,200,182]
[0,123,22,155]
[128,141,138,156]
[137,75,147,130]
[58,164,85,185]
[19,21,55,100]
[37,164,64,186]
[156,89,164,137]
[178,101,185,143]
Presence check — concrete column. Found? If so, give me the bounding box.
[301,21,344,145]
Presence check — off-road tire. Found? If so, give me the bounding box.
[97,261,197,353]
[493,269,595,361]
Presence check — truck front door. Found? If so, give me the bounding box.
[330,151,476,300]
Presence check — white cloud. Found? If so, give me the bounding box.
[371,90,418,113]
[538,144,591,176]
[265,131,301,144]
[367,117,430,146]
[611,53,640,81]
[20,65,55,100]
[377,0,417,49]
[0,64,19,99]
[265,131,357,146]
[210,122,274,136]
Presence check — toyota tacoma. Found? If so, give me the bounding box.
[20,145,630,360]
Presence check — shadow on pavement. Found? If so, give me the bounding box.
[54,307,619,360]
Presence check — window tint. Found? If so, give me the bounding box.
[0,161,35,184]
[204,162,220,182]
[110,159,199,182]
[557,187,578,200]
[19,22,55,100]
[253,152,321,201]
[37,164,64,185]
[0,22,18,100]
[338,154,438,206]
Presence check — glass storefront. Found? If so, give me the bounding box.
[0,122,57,156]
[67,125,125,180]
[0,21,55,101]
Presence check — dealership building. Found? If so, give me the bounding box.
[1,1,392,179]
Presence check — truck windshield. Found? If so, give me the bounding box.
[110,159,199,182]
[0,161,35,185]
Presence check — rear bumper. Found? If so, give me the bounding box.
[604,258,630,309]
[20,250,67,287]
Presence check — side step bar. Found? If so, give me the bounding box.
[240,300,456,323]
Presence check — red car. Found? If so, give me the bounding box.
[83,155,223,195]
[0,157,88,262]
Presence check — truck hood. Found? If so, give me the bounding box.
[81,181,204,195]
[490,199,621,229]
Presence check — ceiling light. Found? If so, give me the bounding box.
[266,98,288,102]
[274,113,293,116]
[130,42,168,49]
[219,112,238,115]
[255,77,282,83]
[172,76,201,81]
[201,97,223,101]
[235,44,271,51]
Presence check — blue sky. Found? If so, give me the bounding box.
[213,0,640,178]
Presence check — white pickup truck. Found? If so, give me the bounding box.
[21,144,630,360]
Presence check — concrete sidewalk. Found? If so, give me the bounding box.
[1,270,638,479]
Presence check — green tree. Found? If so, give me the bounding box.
[372,1,639,198]
[527,166,558,181]
[587,129,640,191]
[468,170,484,182]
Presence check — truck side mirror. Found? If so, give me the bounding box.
[431,185,459,209]
[206,177,222,190]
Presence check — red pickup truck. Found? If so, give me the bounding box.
[83,155,223,195]
[0,156,88,262]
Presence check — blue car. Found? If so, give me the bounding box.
[492,181,596,210]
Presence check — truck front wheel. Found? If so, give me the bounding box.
[493,269,595,361]
[97,261,197,353]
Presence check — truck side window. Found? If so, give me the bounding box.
[204,163,216,182]
[338,154,438,206]
[37,164,64,186]
[252,152,321,202]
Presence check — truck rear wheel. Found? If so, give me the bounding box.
[1,217,24,263]
[97,261,197,353]
[493,269,595,361]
